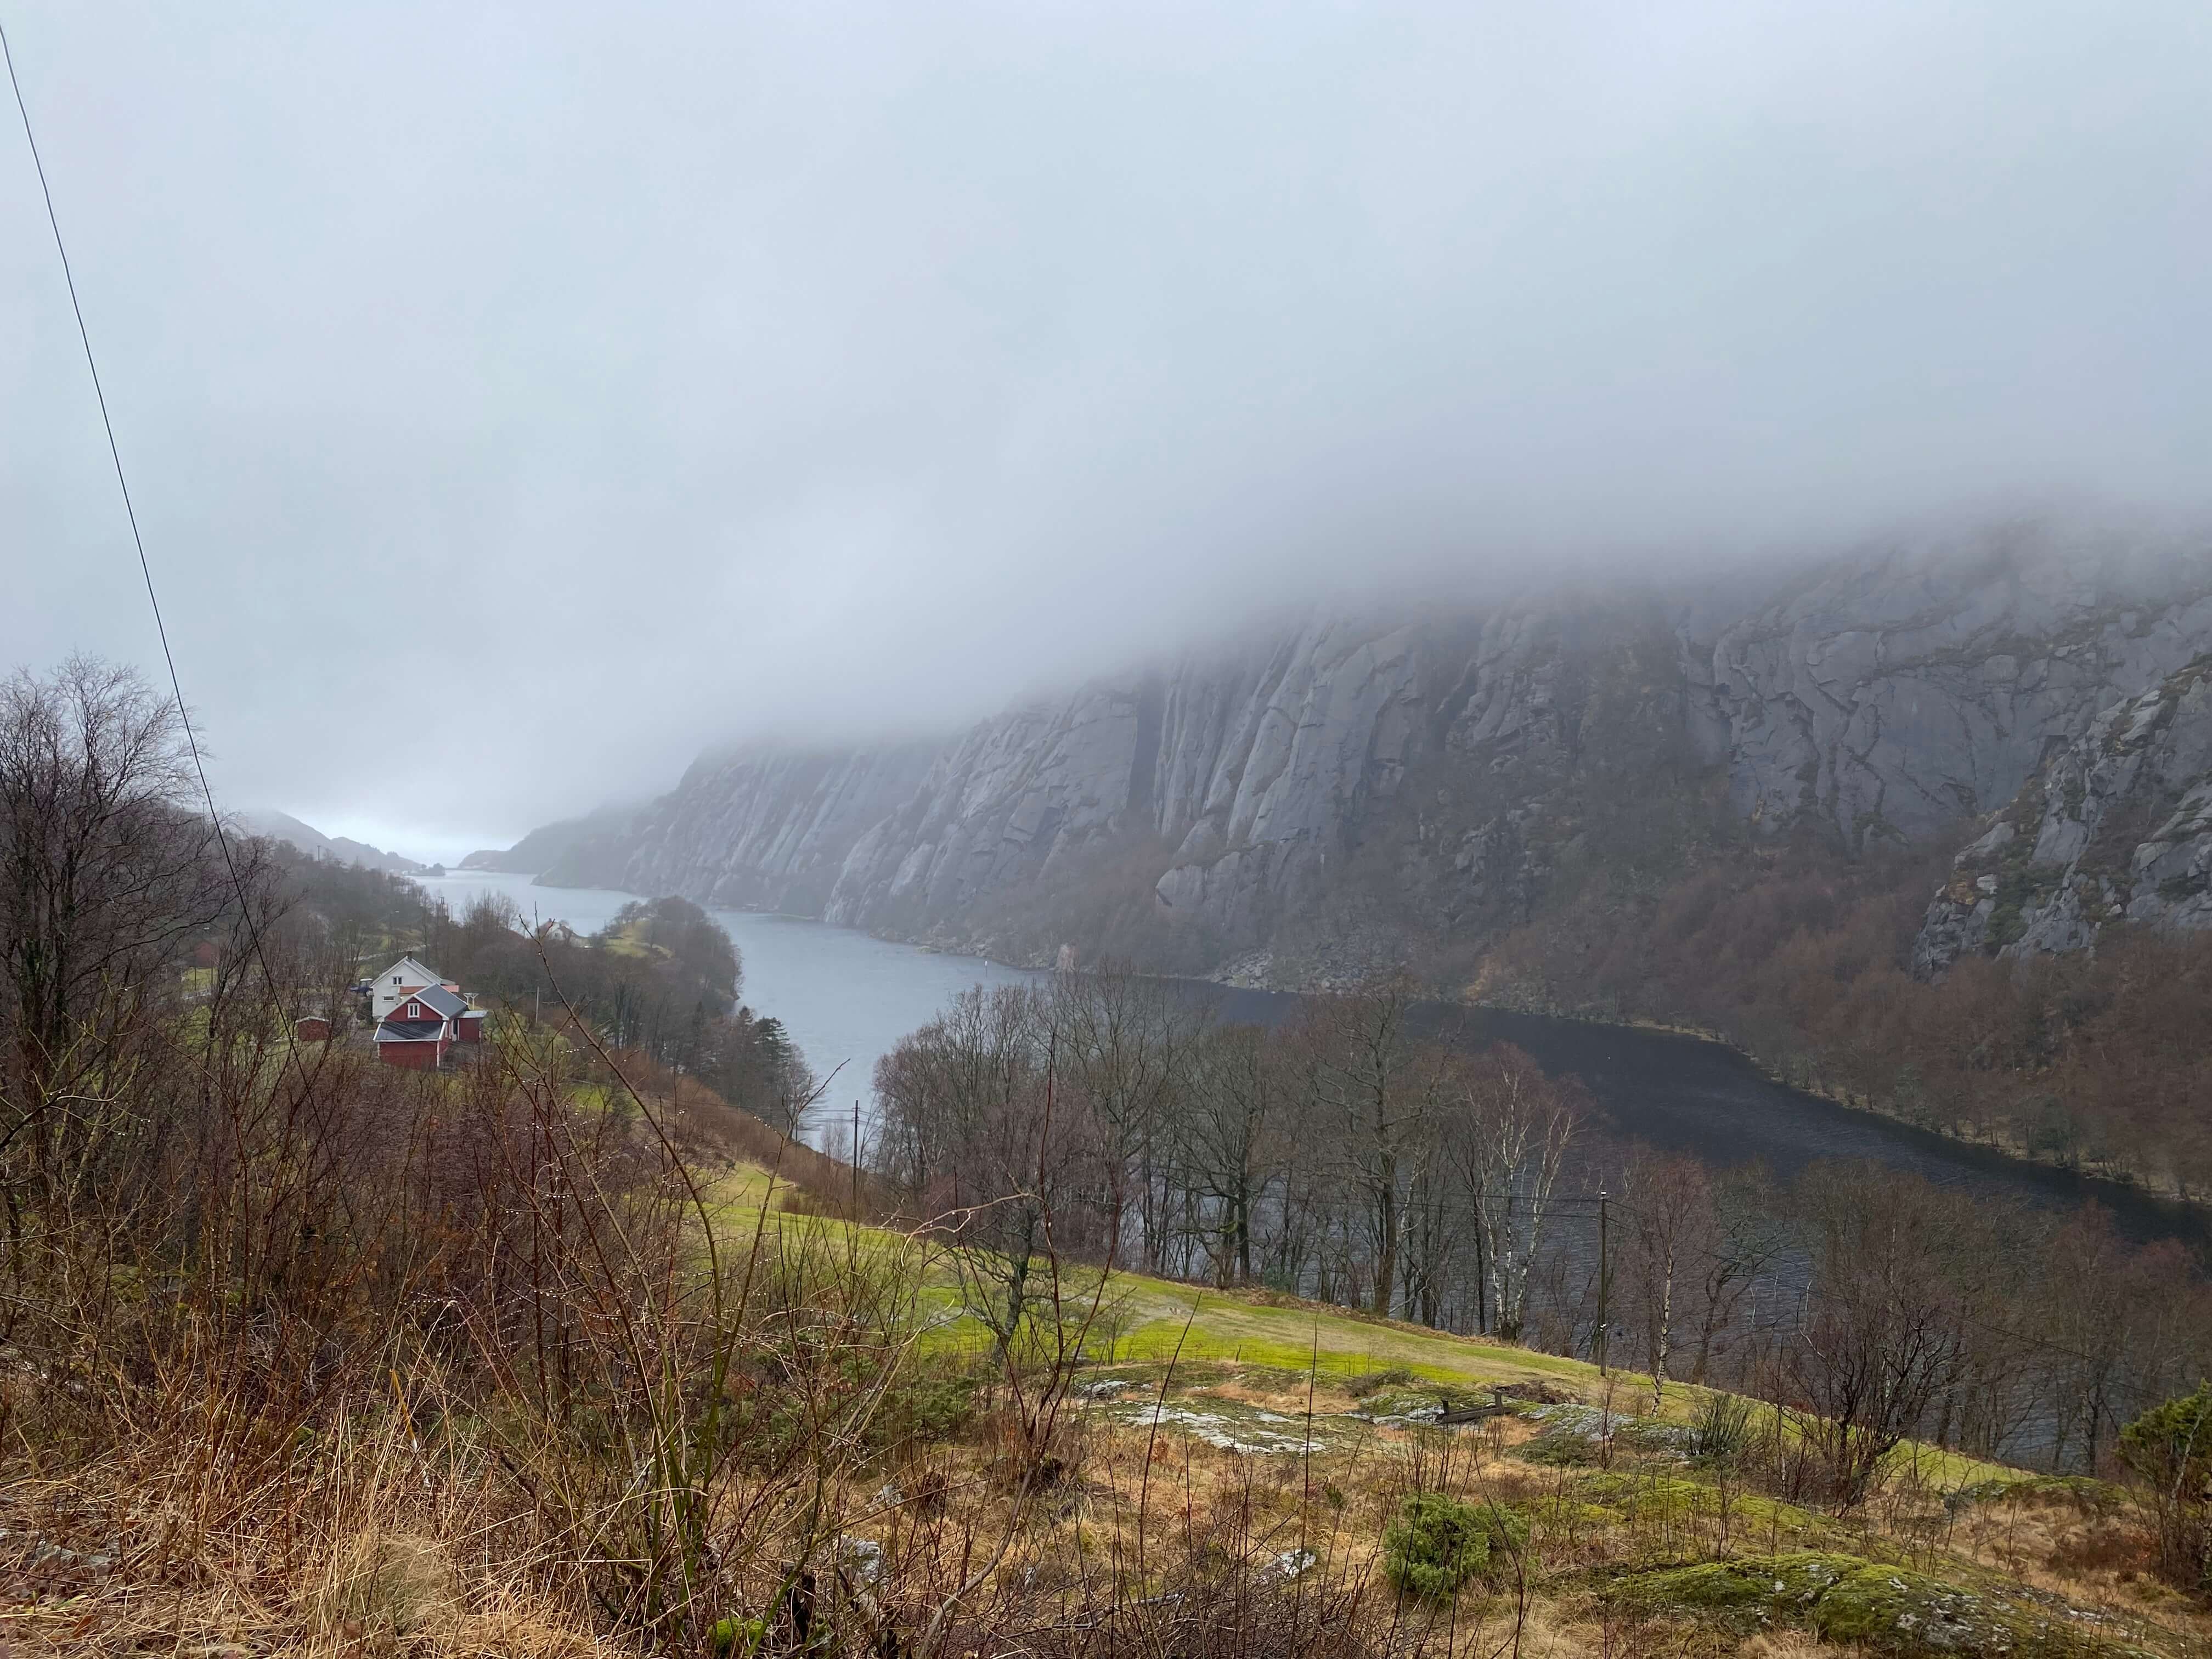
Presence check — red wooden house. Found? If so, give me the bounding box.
[374,981,487,1069]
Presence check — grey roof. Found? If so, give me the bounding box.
[395,984,466,1019]
[375,1020,445,1042]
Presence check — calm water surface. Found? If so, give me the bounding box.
[411,871,2209,1252]
[411,870,1034,1126]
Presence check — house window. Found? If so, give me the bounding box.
[392,975,402,985]
[407,1001,422,1020]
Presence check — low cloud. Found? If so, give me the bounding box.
[5,1,2209,857]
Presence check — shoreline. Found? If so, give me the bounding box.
[1465,1001,2205,1212]
[480,873,2210,1218]
[1203,949,2209,1216]
[894,927,2210,1217]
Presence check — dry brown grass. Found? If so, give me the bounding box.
[1937,1483,2212,1645]
[12,1374,2212,1658]
[0,1414,609,1657]
[5,978,2209,1658]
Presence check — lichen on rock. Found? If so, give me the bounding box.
[1915,653,2212,975]
[1615,1550,2158,1656]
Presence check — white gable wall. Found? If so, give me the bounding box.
[371,954,446,1019]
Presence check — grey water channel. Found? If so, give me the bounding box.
[414,870,2210,1256]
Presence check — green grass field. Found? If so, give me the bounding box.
[704,1165,2018,1489]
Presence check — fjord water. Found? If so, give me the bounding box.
[414,871,2208,1252]
[413,870,1035,1132]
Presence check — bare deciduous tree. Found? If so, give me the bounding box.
[1297,974,1437,1317]
[1179,1021,1282,1286]
[876,985,1107,1357]
[1052,960,1201,1273]
[1614,1148,1712,1410]
[1781,1167,1975,1506]
[1447,1042,1580,1342]
[0,657,252,1179]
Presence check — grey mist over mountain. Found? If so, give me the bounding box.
[5,3,2212,864]
[230,809,427,877]
[491,534,2212,980]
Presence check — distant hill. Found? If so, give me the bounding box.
[234,809,427,876]
[462,804,638,879]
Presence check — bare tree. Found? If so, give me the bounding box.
[1686,1165,1787,1386]
[1254,1039,1340,1296]
[1446,1042,1580,1343]
[1297,973,1439,1317]
[1052,961,1199,1273]
[1179,1022,1284,1286]
[0,657,250,1175]
[1782,1166,1976,1506]
[876,985,1105,1357]
[1613,1148,1714,1410]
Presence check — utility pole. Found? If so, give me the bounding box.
[851,1098,861,1217]
[1596,1189,1611,1377]
[1473,1198,1488,1336]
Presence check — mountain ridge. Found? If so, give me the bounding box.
[234,809,427,876]
[493,532,2212,982]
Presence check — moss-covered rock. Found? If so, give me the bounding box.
[1576,1471,1836,1547]
[1814,1561,2153,1656]
[1945,1474,2128,1517]
[1613,1551,2157,1656]
[1618,1551,1857,1618]
[1515,1426,1599,1466]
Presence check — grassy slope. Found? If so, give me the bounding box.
[711,1163,2011,1488]
[706,1170,2209,1656]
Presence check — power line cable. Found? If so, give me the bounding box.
[3,18,298,1036]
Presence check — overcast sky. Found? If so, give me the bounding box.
[5,2,2210,861]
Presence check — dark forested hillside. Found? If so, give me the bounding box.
[1475,836,2212,1195]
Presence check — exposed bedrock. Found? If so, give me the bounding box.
[524,534,2212,975]
[1912,652,2212,974]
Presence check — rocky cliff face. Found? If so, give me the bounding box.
[1680,550,2212,842]
[465,803,640,877]
[825,620,1452,957]
[530,535,2212,976]
[579,743,937,916]
[1912,653,2212,973]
